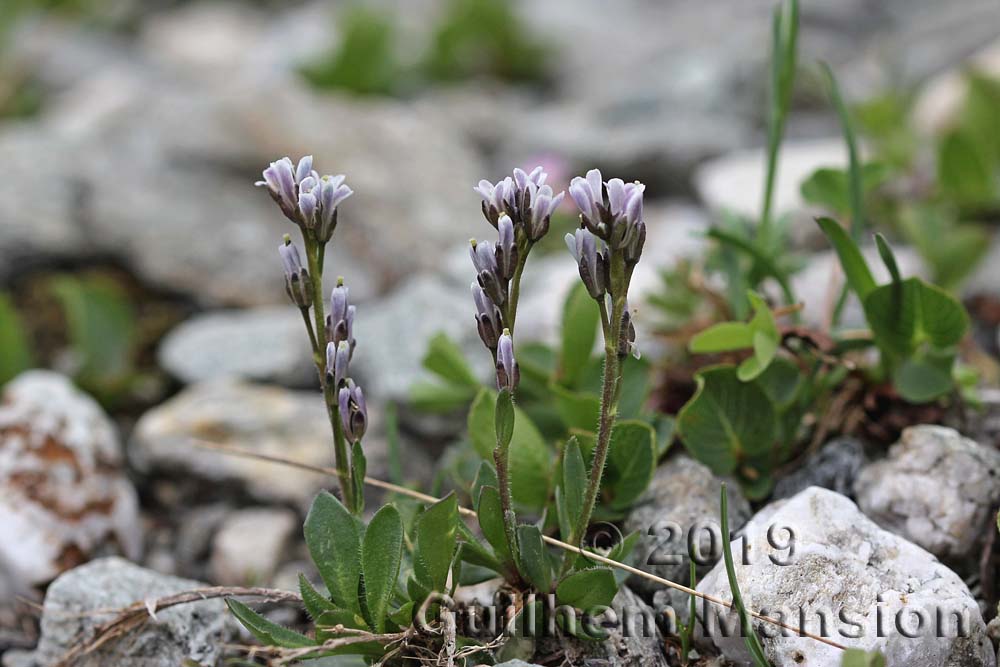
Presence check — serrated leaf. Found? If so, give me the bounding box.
[422,331,479,387]
[468,389,551,509]
[816,216,876,300]
[677,365,776,475]
[558,283,600,387]
[516,524,551,592]
[555,568,617,610]
[226,599,316,648]
[362,504,403,632]
[604,420,656,511]
[413,493,458,592]
[304,492,361,613]
[299,574,337,621]
[689,322,754,354]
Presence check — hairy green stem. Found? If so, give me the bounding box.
[305,238,355,512]
[562,254,627,573]
[493,439,519,565]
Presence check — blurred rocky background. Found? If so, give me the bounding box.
[1,0,1000,664]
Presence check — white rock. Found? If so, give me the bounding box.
[912,39,1000,134]
[129,379,388,509]
[209,507,298,585]
[693,138,859,223]
[855,425,1000,560]
[2,557,235,667]
[696,487,995,667]
[158,307,315,387]
[0,371,141,591]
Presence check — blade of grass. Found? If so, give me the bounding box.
[721,483,771,666]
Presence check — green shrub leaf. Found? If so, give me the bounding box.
[362,504,404,631]
[677,366,776,475]
[555,568,617,610]
[421,331,480,388]
[689,322,754,354]
[298,573,337,621]
[816,216,876,299]
[605,420,656,510]
[558,283,600,387]
[226,599,316,648]
[413,493,458,592]
[516,524,551,592]
[304,492,361,613]
[495,388,515,449]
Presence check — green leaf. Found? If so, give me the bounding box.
[604,420,656,511]
[863,278,919,357]
[737,329,778,382]
[362,505,403,633]
[477,486,515,567]
[558,283,600,387]
[468,389,551,509]
[0,293,32,385]
[916,281,968,348]
[413,493,458,592]
[50,275,135,388]
[755,357,803,410]
[516,524,551,592]
[893,353,955,404]
[841,649,885,667]
[495,388,515,449]
[471,461,498,511]
[226,599,316,648]
[555,568,618,610]
[550,384,601,433]
[874,233,901,284]
[677,365,776,475]
[304,492,361,613]
[816,216,876,300]
[689,322,754,354]
[421,331,480,388]
[299,574,337,621]
[560,437,587,535]
[937,129,994,205]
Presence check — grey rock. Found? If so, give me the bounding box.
[772,437,867,500]
[130,379,388,509]
[209,507,298,586]
[2,557,235,667]
[351,275,492,403]
[855,425,1000,560]
[624,457,751,600]
[0,371,142,592]
[158,307,316,388]
[696,487,995,667]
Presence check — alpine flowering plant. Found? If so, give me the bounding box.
[226,157,666,663]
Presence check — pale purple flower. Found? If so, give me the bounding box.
[469,239,498,275]
[474,177,513,227]
[569,169,645,254]
[257,156,353,241]
[338,379,368,443]
[495,215,518,280]
[326,279,356,354]
[278,236,313,307]
[473,283,503,350]
[565,228,607,300]
[326,340,351,389]
[526,184,565,241]
[495,329,520,391]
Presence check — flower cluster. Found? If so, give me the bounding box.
[257,156,353,243]
[470,166,566,389]
[259,155,366,511]
[474,166,565,241]
[568,169,645,261]
[566,168,645,359]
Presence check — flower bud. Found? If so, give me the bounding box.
[471,239,506,306]
[472,283,503,350]
[257,158,299,223]
[338,379,368,443]
[326,278,356,355]
[326,340,352,389]
[279,237,313,308]
[474,177,513,227]
[495,215,518,281]
[565,228,606,300]
[316,175,352,243]
[257,157,352,240]
[624,220,646,267]
[525,185,564,242]
[496,329,520,391]
[618,303,639,359]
